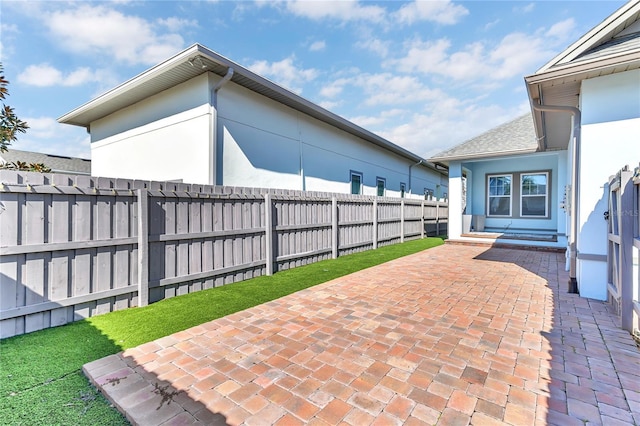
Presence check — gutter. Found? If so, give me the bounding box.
[530,96,581,294]
[210,66,234,185]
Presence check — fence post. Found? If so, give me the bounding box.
[620,168,634,333]
[373,199,378,249]
[265,193,274,275]
[332,197,338,259]
[400,200,405,243]
[421,200,425,239]
[137,189,149,307]
[436,200,440,237]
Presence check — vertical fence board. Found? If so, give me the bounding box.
[50,174,71,327]
[0,171,19,337]
[72,175,92,320]
[213,196,224,287]
[137,189,149,307]
[93,188,113,316]
[0,171,448,338]
[113,193,130,310]
[24,173,47,333]
[176,194,189,296]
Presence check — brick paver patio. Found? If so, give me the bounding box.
[84,244,640,425]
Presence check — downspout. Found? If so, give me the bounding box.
[530,98,581,294]
[409,159,424,197]
[210,67,234,185]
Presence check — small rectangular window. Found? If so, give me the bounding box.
[487,174,512,216]
[400,183,406,198]
[376,177,386,197]
[350,171,362,195]
[521,173,548,217]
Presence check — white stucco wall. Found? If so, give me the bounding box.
[89,71,446,195]
[217,80,445,197]
[90,74,212,183]
[577,69,640,300]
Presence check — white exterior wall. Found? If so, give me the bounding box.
[217,81,444,197]
[90,74,212,183]
[447,162,464,239]
[89,71,445,195]
[577,69,640,300]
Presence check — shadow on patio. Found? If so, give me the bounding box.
[85,244,640,425]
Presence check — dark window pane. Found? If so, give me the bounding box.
[489,196,510,216]
[522,195,546,216]
[351,174,361,195]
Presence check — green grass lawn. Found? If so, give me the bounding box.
[0,237,443,425]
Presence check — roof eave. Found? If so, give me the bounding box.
[429,147,539,165]
[525,50,640,85]
[58,44,433,167]
[58,43,204,127]
[535,0,640,73]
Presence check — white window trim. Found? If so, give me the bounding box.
[520,172,549,218]
[487,174,512,217]
[376,177,386,197]
[350,171,363,195]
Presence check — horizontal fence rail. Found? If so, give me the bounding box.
[0,170,448,338]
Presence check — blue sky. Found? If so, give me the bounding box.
[1,0,628,160]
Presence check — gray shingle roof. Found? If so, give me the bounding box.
[0,149,91,175]
[429,114,538,163]
[572,31,640,64]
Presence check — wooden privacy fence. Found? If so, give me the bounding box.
[0,171,448,338]
[606,164,640,336]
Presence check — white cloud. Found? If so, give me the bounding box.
[378,102,523,159]
[283,0,386,23]
[318,100,342,110]
[309,40,326,52]
[349,109,405,129]
[16,116,91,158]
[353,73,444,106]
[18,64,104,87]
[46,5,185,65]
[546,18,576,41]
[248,56,318,94]
[319,79,347,98]
[157,17,198,32]
[395,0,469,25]
[391,26,560,83]
[484,19,501,31]
[355,38,390,58]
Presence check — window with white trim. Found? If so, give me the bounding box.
[487,174,512,216]
[521,172,548,217]
[350,171,362,195]
[376,177,386,197]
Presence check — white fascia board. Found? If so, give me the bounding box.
[536,0,640,73]
[526,50,640,85]
[429,147,539,165]
[58,44,201,127]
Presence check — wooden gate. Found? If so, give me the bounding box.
[606,165,639,335]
